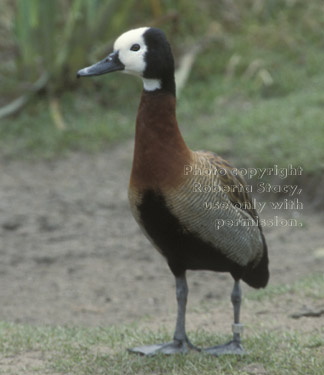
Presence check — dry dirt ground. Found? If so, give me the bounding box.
[0,141,323,331]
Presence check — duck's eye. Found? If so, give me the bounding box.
[130,44,140,52]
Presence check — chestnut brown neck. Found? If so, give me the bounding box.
[130,91,191,190]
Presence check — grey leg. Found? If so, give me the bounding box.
[173,274,188,342]
[129,273,198,355]
[231,279,244,345]
[204,280,245,356]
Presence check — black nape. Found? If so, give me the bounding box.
[143,28,176,96]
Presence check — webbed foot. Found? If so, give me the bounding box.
[204,339,245,356]
[128,337,199,355]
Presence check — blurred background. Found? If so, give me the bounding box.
[0,0,323,174]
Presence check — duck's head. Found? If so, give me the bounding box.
[77,27,175,95]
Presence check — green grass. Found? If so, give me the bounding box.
[247,273,324,302]
[1,273,324,374]
[0,78,139,159]
[180,73,324,173]
[0,322,323,375]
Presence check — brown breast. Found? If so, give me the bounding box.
[129,91,192,192]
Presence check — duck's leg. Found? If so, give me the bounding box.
[129,273,198,355]
[204,279,245,356]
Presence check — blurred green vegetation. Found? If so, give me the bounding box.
[0,0,324,174]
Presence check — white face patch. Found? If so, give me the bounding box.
[114,27,149,77]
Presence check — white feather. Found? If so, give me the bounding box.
[143,78,162,91]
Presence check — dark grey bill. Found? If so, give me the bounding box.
[77,51,124,78]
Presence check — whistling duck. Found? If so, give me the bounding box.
[77,27,269,356]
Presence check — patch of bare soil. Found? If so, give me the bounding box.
[0,141,323,331]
